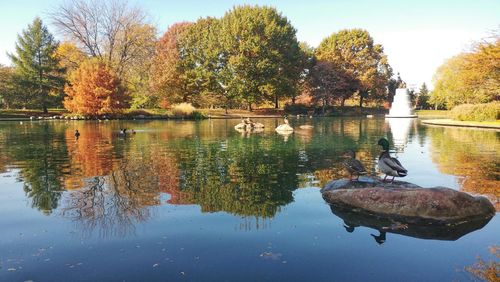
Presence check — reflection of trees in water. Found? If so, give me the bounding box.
[428,127,500,210]
[62,175,152,238]
[61,143,180,238]
[0,118,440,233]
[172,135,300,218]
[0,127,9,174]
[465,245,499,282]
[63,123,116,189]
[308,118,386,186]
[6,123,69,214]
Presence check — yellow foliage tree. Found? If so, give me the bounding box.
[431,36,500,109]
[54,42,87,74]
[64,59,128,116]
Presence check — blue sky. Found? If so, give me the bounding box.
[1,0,498,87]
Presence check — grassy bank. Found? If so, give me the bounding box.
[421,119,500,129]
[0,109,66,119]
[416,110,449,118]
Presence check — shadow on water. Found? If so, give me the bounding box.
[329,203,494,244]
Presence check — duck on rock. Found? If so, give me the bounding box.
[377,138,407,182]
[343,150,367,181]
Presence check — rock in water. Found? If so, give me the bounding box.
[321,176,495,224]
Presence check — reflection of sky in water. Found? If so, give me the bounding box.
[387,123,459,189]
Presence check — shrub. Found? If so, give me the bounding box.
[191,111,206,120]
[450,102,500,122]
[171,103,195,117]
[284,103,310,115]
[64,59,128,116]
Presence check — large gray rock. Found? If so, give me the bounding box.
[321,176,495,224]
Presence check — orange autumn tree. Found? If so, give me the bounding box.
[64,59,128,116]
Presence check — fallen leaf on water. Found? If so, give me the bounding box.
[259,252,283,260]
[153,263,159,268]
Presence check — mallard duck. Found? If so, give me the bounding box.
[377,138,407,182]
[343,150,367,181]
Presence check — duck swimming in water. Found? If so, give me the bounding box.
[377,138,407,182]
[343,150,367,181]
[74,130,80,139]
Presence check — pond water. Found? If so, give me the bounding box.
[0,117,498,282]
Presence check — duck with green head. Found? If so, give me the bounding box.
[377,138,407,182]
[343,150,367,181]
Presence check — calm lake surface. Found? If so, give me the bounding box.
[0,117,498,282]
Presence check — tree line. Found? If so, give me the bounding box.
[0,0,451,116]
[429,34,499,110]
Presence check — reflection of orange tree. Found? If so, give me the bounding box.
[313,150,378,186]
[61,141,182,238]
[428,127,500,210]
[63,123,115,189]
[465,245,499,282]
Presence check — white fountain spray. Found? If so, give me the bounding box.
[386,88,417,118]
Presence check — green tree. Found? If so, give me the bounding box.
[178,18,227,109]
[219,5,303,110]
[309,61,357,112]
[0,65,15,108]
[316,29,392,107]
[8,18,64,112]
[415,82,430,109]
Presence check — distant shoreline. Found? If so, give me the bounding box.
[0,107,390,121]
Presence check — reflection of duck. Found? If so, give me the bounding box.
[343,150,367,181]
[371,231,386,245]
[275,117,294,133]
[74,130,80,139]
[377,138,407,182]
[343,220,359,233]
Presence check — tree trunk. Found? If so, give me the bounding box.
[359,95,364,108]
[248,102,252,112]
[341,98,346,107]
[274,94,279,109]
